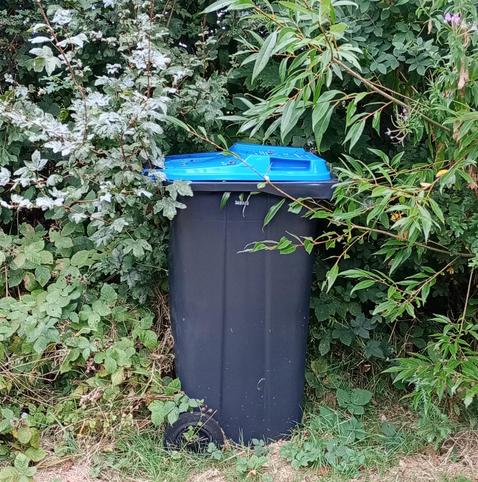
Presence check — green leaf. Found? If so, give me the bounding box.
[350,389,372,406]
[350,280,375,294]
[111,368,125,386]
[252,31,278,82]
[148,400,172,426]
[34,266,51,287]
[314,107,333,151]
[344,120,365,151]
[336,388,350,407]
[100,284,117,304]
[364,340,385,359]
[13,253,26,269]
[71,250,93,268]
[372,109,381,134]
[263,199,285,228]
[202,0,240,13]
[220,192,231,209]
[24,447,47,463]
[326,264,339,291]
[15,426,32,445]
[319,337,331,355]
[0,466,18,481]
[320,0,336,23]
[280,99,304,141]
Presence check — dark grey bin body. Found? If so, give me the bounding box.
[169,182,333,443]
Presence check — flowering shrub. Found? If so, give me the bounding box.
[0,0,232,468]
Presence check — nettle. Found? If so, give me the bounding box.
[208,0,478,410]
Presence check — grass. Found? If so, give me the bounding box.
[93,395,434,482]
[70,364,474,482]
[99,431,224,481]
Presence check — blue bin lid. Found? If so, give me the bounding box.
[159,143,331,182]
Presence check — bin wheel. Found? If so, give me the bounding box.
[163,411,225,452]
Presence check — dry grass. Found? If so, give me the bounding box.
[357,431,478,482]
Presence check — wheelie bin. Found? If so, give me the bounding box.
[153,143,333,446]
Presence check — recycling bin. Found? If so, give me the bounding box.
[152,143,333,446]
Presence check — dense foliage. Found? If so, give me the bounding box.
[0,0,235,474]
[0,0,477,476]
[207,0,478,413]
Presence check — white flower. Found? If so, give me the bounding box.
[0,167,11,186]
[103,0,116,6]
[4,74,14,84]
[0,199,11,209]
[52,8,74,26]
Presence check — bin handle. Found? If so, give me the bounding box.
[269,157,311,171]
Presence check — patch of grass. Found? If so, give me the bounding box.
[100,430,226,481]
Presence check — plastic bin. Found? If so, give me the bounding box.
[153,143,333,446]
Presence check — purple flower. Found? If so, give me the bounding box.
[444,12,461,26]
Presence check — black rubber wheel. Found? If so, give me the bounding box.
[163,411,225,452]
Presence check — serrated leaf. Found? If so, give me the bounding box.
[24,447,47,462]
[70,250,93,268]
[34,266,51,287]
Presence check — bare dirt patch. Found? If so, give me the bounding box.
[35,459,99,482]
[187,468,226,482]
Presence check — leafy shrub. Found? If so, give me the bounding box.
[209,0,478,412]
[0,0,233,467]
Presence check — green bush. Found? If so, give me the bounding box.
[208,0,478,411]
[1,0,478,474]
[0,0,233,468]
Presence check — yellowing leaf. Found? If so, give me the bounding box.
[436,169,449,178]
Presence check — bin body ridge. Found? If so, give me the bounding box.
[169,191,318,443]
